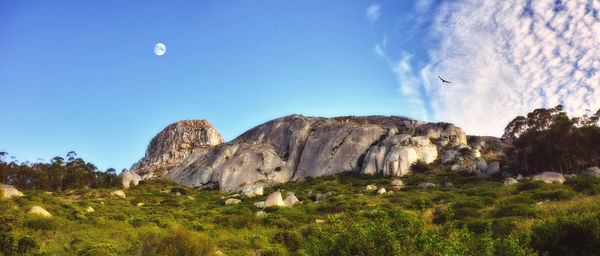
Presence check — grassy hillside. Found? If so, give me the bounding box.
[2,166,600,256]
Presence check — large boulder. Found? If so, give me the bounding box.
[130,119,224,178]
[264,191,284,207]
[583,167,600,177]
[476,158,487,173]
[361,133,438,177]
[441,150,459,164]
[0,184,24,199]
[486,162,500,176]
[283,192,299,207]
[29,206,52,217]
[533,172,566,184]
[119,171,142,189]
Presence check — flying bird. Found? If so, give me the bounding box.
[438,76,451,84]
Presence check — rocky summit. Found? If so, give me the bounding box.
[132,115,496,194]
[130,119,224,178]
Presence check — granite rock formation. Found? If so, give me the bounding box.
[160,115,467,193]
[130,119,224,178]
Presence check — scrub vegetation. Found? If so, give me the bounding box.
[2,170,600,255]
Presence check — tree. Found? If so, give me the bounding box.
[503,105,600,175]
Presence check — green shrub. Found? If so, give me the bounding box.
[492,203,536,218]
[531,211,600,256]
[410,160,432,173]
[17,236,38,255]
[141,227,214,256]
[410,198,433,213]
[564,176,600,195]
[530,189,576,201]
[274,230,304,251]
[23,217,58,231]
[517,181,551,192]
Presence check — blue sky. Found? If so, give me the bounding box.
[1,0,599,171]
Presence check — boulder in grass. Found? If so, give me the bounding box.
[224,198,241,205]
[85,207,95,213]
[29,206,52,217]
[254,201,265,208]
[390,179,404,190]
[111,190,126,198]
[377,188,387,194]
[283,192,299,207]
[583,167,600,177]
[365,184,377,191]
[504,177,518,185]
[264,191,284,207]
[418,182,436,189]
[533,172,566,184]
[0,184,24,199]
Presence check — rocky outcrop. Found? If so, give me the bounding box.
[119,171,142,188]
[361,134,438,176]
[0,184,24,199]
[130,120,224,178]
[144,115,467,193]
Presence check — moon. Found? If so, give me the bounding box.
[154,43,166,56]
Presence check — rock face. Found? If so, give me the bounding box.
[143,115,467,193]
[0,184,24,199]
[130,120,224,178]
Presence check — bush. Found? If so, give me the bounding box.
[564,176,600,195]
[274,230,304,251]
[141,227,214,256]
[24,217,58,231]
[492,203,536,218]
[410,160,432,173]
[410,198,433,213]
[530,189,576,201]
[531,211,600,256]
[17,236,38,255]
[517,181,550,192]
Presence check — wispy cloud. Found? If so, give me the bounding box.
[366,4,381,23]
[374,35,428,120]
[421,0,600,136]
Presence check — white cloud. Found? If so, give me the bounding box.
[366,4,381,23]
[422,0,600,136]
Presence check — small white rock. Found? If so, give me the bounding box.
[224,198,241,205]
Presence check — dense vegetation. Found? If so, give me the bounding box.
[503,105,600,174]
[2,169,600,255]
[0,152,121,191]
